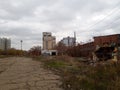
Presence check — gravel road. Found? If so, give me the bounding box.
[0,57,63,90]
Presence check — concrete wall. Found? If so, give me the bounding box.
[43,32,56,50]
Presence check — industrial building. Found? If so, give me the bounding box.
[42,32,57,55]
[0,38,11,51]
[43,32,56,50]
[60,32,76,47]
[60,36,76,47]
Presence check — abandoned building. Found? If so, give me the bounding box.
[79,42,95,58]
[42,32,57,56]
[94,34,120,47]
[78,34,120,60]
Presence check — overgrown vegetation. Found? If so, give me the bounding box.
[0,49,19,58]
[0,48,26,56]
[34,55,120,90]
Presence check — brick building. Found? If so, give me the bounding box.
[94,34,120,60]
[94,34,120,47]
[79,42,95,58]
[77,34,120,58]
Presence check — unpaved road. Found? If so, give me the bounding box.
[0,57,63,90]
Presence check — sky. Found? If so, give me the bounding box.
[0,0,120,50]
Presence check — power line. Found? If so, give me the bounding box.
[102,16,120,30]
[83,2,120,31]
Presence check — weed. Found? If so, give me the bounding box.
[34,56,120,90]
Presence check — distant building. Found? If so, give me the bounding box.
[43,32,56,50]
[42,32,57,56]
[0,38,11,51]
[60,36,76,46]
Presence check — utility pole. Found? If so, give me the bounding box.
[20,40,23,50]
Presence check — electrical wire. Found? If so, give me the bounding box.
[83,2,120,31]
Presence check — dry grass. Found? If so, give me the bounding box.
[34,55,120,90]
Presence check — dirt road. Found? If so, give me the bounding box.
[0,57,63,90]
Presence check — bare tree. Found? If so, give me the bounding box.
[28,46,41,56]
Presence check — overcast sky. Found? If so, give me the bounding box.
[0,0,120,50]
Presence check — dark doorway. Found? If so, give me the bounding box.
[51,52,57,56]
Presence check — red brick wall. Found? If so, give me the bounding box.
[94,34,120,46]
[79,42,95,58]
[76,34,120,58]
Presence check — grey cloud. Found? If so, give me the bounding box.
[0,0,120,50]
[0,0,57,20]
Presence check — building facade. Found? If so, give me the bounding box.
[94,34,120,47]
[60,36,76,47]
[43,32,56,50]
[77,34,120,59]
[0,38,11,50]
[42,32,57,56]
